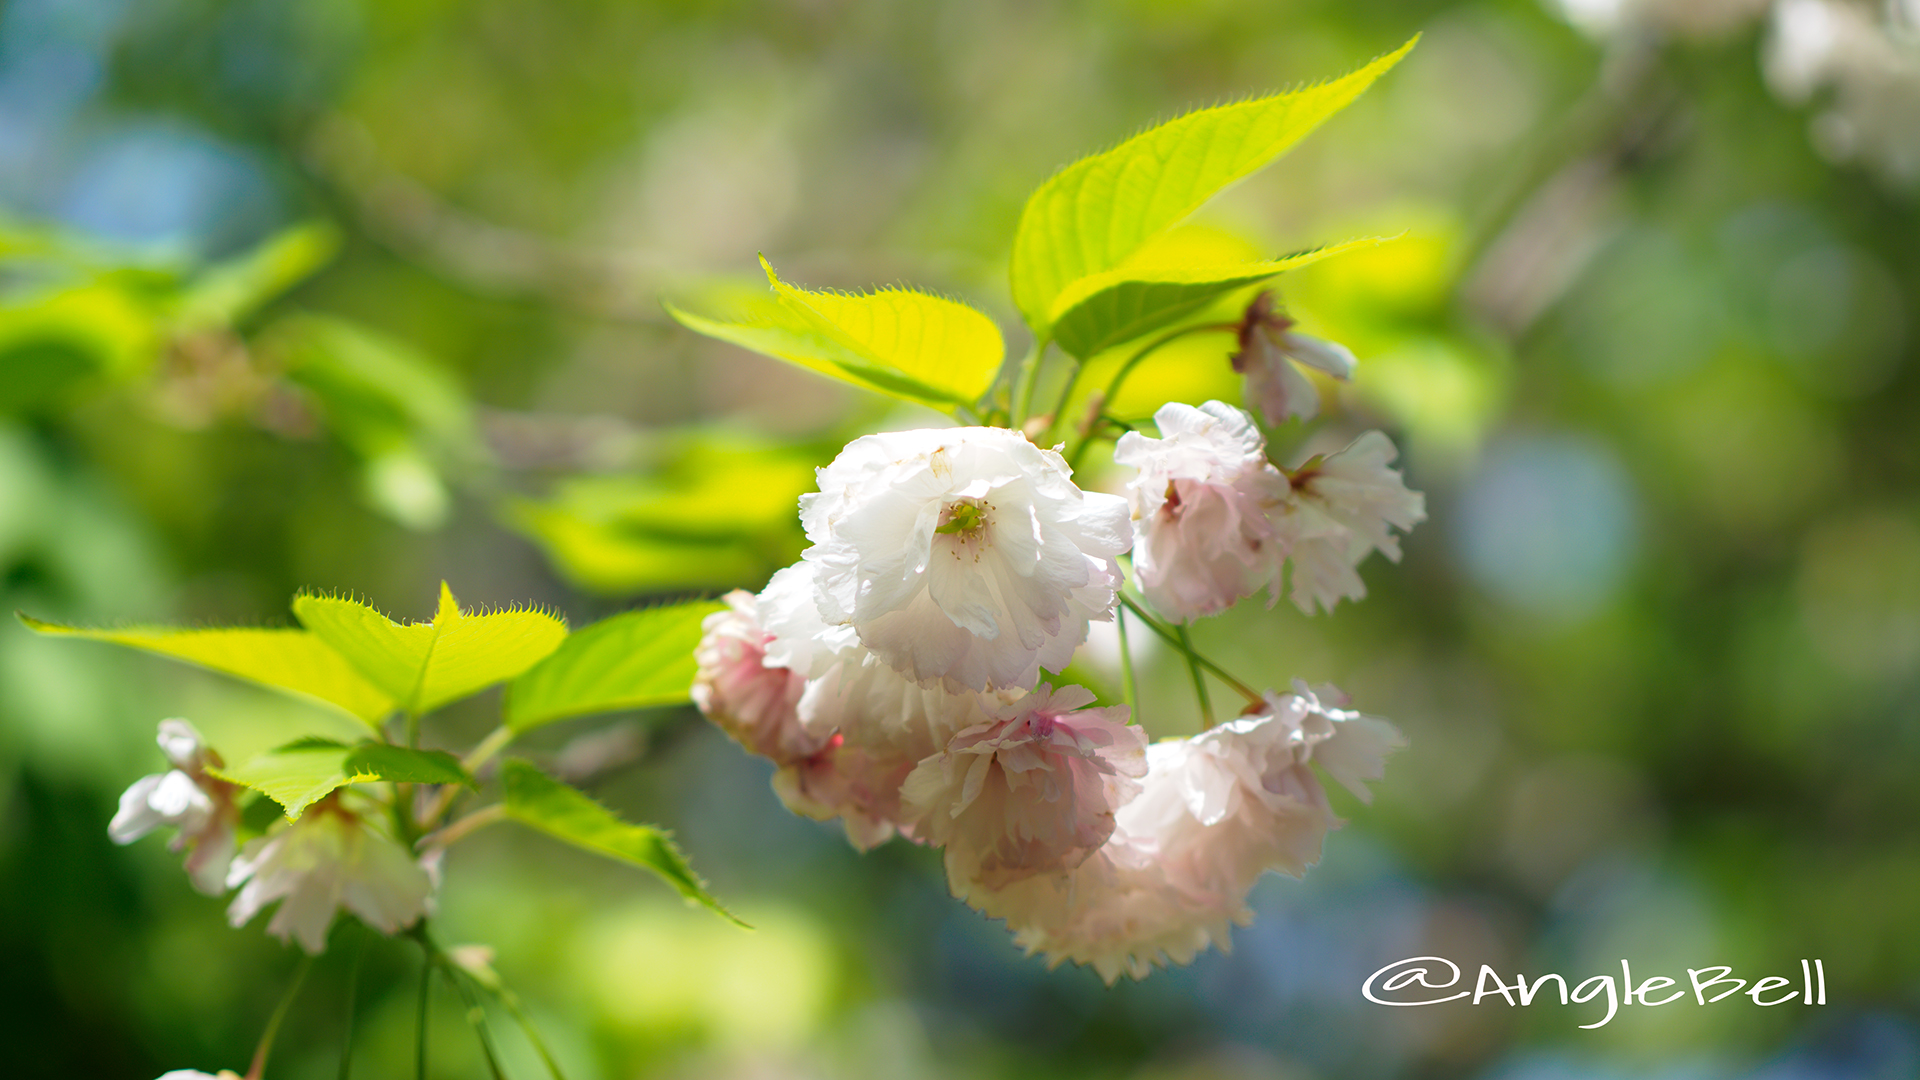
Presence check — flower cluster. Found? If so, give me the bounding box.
[113,720,437,955]
[697,380,1420,981]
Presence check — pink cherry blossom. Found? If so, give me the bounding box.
[902,683,1147,893]
[1231,293,1357,425]
[1275,431,1427,614]
[1115,401,1292,621]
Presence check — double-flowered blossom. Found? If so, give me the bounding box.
[800,426,1131,692]
[111,720,243,896]
[692,586,820,764]
[699,560,968,850]
[1275,431,1427,614]
[226,797,435,954]
[1116,401,1292,621]
[969,682,1403,983]
[902,683,1146,894]
[689,415,1411,982]
[1232,292,1357,425]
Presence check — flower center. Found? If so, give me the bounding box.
[935,499,990,538]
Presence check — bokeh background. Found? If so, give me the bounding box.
[3,0,1918,1077]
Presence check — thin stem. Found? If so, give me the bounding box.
[1010,335,1049,427]
[1115,607,1139,727]
[337,929,367,1080]
[463,725,515,774]
[1175,623,1215,726]
[493,984,568,1080]
[446,972,508,1080]
[1067,322,1239,469]
[418,804,507,851]
[1039,357,1086,444]
[245,953,313,1080]
[415,938,433,1080]
[1116,593,1264,707]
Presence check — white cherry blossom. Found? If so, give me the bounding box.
[110,719,242,896]
[1232,293,1357,425]
[1115,401,1292,621]
[800,426,1131,692]
[1275,431,1426,614]
[226,797,434,954]
[902,683,1146,893]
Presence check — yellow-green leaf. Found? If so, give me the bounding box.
[500,759,744,925]
[211,739,473,819]
[1049,237,1387,360]
[505,600,724,732]
[15,615,394,726]
[665,258,1003,412]
[1008,37,1416,337]
[292,584,568,715]
[176,222,341,331]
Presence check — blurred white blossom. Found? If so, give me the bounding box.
[800,426,1130,692]
[1116,401,1291,621]
[1766,0,1920,181]
[226,799,434,954]
[109,719,242,896]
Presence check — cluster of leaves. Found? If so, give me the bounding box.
[1,220,476,530]
[660,40,1413,436]
[20,586,739,922]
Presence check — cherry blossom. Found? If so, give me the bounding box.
[800,426,1130,692]
[109,719,243,896]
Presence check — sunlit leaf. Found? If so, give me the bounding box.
[665,257,1003,412]
[1049,238,1386,360]
[499,759,744,925]
[1008,37,1415,337]
[505,600,724,732]
[292,583,568,715]
[211,739,472,819]
[267,314,474,529]
[0,284,158,412]
[176,222,341,330]
[503,435,816,595]
[16,615,394,726]
[507,502,771,595]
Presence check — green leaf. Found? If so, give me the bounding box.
[211,740,474,819]
[0,284,159,412]
[16,614,395,726]
[1049,238,1386,360]
[505,599,725,732]
[292,583,569,715]
[268,314,474,529]
[175,222,341,330]
[272,315,473,451]
[664,257,1003,412]
[1008,37,1416,337]
[343,743,474,788]
[499,759,744,925]
[502,436,817,595]
[506,502,771,594]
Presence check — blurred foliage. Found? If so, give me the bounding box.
[2,0,1918,1078]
